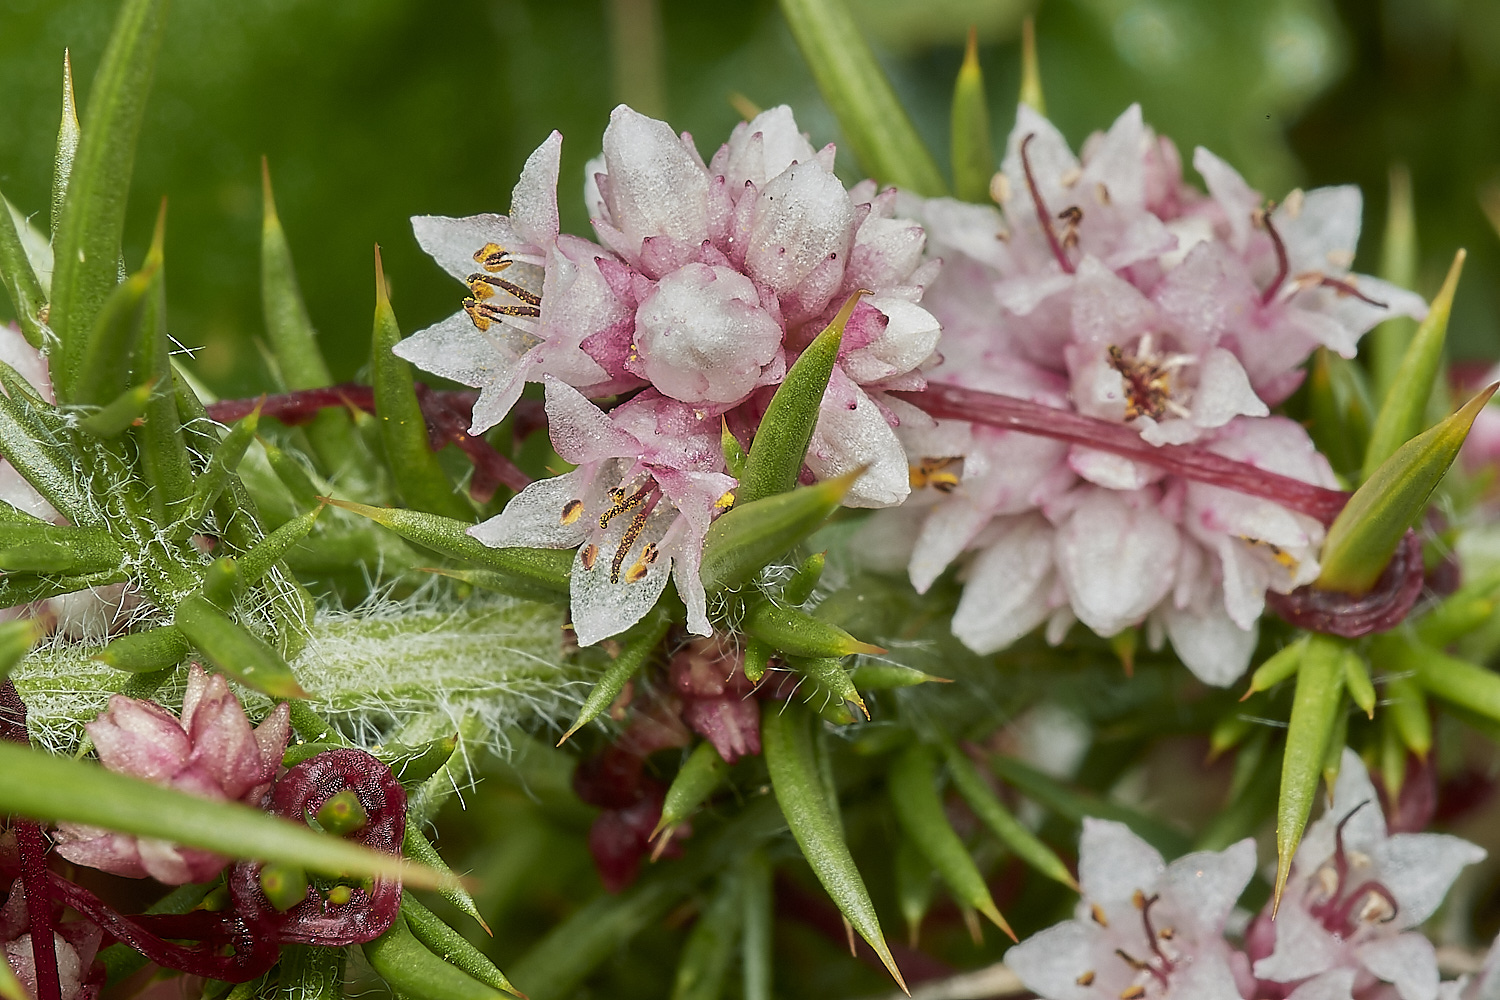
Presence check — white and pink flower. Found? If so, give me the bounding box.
[53,665,291,884]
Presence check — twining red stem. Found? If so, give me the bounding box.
[1019,134,1075,275]
[207,382,532,499]
[894,383,1350,524]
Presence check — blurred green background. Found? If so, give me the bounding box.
[2,0,1498,397]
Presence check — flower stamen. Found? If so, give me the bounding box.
[1255,202,1290,305]
[1019,133,1077,275]
[461,244,543,330]
[611,493,661,584]
[909,456,963,493]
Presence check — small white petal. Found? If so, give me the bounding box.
[412,214,537,281]
[1358,933,1440,1000]
[1376,833,1487,929]
[511,131,563,247]
[1004,920,1098,1000]
[720,105,817,189]
[805,377,909,508]
[1055,489,1179,636]
[1252,899,1345,983]
[1275,185,1361,277]
[1285,969,1356,1000]
[469,469,592,550]
[393,311,537,434]
[1163,601,1258,687]
[1192,146,1259,252]
[745,160,854,305]
[1078,818,1164,905]
[951,515,1055,653]
[1191,347,1268,428]
[840,297,941,384]
[1163,838,1256,932]
[542,377,641,465]
[601,105,711,258]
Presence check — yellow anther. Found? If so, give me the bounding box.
[1121,986,1146,1000]
[1077,972,1096,986]
[1091,903,1109,927]
[580,543,599,571]
[561,499,584,525]
[714,491,736,510]
[473,242,513,272]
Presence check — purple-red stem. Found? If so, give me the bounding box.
[2,681,61,1000]
[894,383,1350,524]
[207,383,532,498]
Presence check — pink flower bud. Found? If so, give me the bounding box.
[53,665,291,884]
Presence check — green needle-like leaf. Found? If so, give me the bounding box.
[943,745,1077,890]
[173,593,309,699]
[262,160,368,482]
[1019,17,1045,114]
[401,893,520,997]
[894,836,935,948]
[743,598,882,659]
[741,850,774,1000]
[50,0,168,395]
[1320,382,1496,593]
[559,611,671,744]
[655,741,731,841]
[762,702,905,990]
[131,207,194,518]
[739,291,862,505]
[52,50,82,237]
[699,469,859,592]
[1383,672,1431,759]
[365,912,515,1000]
[776,0,946,196]
[0,740,450,888]
[1379,633,1500,727]
[0,364,93,523]
[889,744,1014,940]
[0,191,48,349]
[1305,348,1371,482]
[671,870,743,1000]
[325,499,571,594]
[950,28,993,204]
[1274,634,1345,913]
[73,255,155,407]
[79,379,155,438]
[1369,164,1418,404]
[785,654,867,720]
[0,619,40,683]
[1241,637,1308,699]
[782,550,825,605]
[372,247,472,521]
[94,625,190,672]
[1343,650,1376,719]
[1363,249,1464,480]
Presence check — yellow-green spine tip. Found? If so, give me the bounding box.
[1020,16,1045,114]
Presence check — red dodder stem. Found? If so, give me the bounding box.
[207,382,531,497]
[894,383,1349,524]
[2,681,61,1000]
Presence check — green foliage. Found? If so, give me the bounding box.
[0,739,448,886]
[1274,635,1345,910]
[1320,383,1496,592]
[50,0,168,396]
[776,0,946,196]
[762,702,903,990]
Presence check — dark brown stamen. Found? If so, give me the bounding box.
[1316,275,1389,309]
[469,272,542,307]
[599,480,656,530]
[610,497,657,584]
[1258,202,1289,305]
[1020,134,1076,274]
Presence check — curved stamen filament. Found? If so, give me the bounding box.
[1258,203,1289,305]
[1316,275,1389,309]
[469,272,542,307]
[610,489,662,584]
[600,480,657,530]
[1019,134,1076,274]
